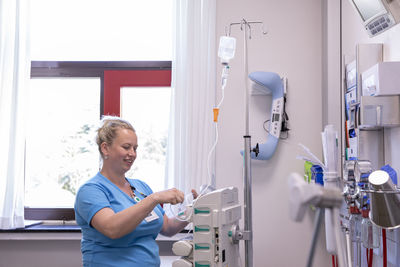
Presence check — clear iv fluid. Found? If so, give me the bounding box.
[349,213,362,242]
[361,211,380,248]
[218,36,236,64]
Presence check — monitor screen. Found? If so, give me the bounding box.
[272,113,280,122]
[353,0,386,21]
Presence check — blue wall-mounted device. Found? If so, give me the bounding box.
[241,71,285,160]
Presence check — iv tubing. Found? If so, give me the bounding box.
[201,64,228,199]
[206,123,219,194]
[369,249,373,267]
[366,248,373,267]
[382,229,387,267]
[331,255,338,267]
[172,61,229,223]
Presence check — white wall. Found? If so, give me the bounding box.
[216,0,331,266]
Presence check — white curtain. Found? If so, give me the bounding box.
[0,0,30,229]
[165,0,217,194]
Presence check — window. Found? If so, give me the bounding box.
[26,0,173,220]
[121,87,171,193]
[25,78,101,208]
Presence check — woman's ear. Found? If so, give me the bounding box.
[100,142,109,158]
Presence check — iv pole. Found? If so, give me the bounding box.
[227,19,267,267]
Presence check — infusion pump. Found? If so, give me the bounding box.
[349,0,400,37]
[172,187,241,267]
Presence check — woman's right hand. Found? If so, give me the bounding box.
[151,188,184,205]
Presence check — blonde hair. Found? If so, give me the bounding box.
[96,116,135,157]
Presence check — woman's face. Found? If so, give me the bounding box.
[103,128,138,174]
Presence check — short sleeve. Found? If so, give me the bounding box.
[75,183,112,226]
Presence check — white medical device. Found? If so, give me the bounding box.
[349,0,400,37]
[361,61,400,96]
[357,61,400,128]
[172,187,242,267]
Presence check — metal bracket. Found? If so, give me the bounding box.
[237,230,252,241]
[230,225,252,244]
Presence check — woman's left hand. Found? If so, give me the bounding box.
[191,189,198,199]
[161,189,199,237]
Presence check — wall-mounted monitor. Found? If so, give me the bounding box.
[349,0,400,37]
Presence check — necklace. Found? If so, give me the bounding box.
[125,179,148,202]
[129,185,141,202]
[129,187,136,198]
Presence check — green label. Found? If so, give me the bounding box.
[194,226,210,232]
[194,208,210,214]
[194,244,210,250]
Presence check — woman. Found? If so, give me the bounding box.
[75,116,194,267]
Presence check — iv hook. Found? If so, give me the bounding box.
[225,19,268,38]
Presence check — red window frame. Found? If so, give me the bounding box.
[104,70,172,116]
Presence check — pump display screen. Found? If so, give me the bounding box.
[352,0,386,21]
[272,113,280,122]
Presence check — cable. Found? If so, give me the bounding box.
[263,120,270,133]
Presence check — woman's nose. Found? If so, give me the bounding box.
[128,148,136,156]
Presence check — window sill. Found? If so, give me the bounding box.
[0,231,82,241]
[0,221,81,240]
[0,221,189,242]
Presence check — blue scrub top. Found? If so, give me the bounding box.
[74,172,165,267]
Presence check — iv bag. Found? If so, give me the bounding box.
[218,36,236,64]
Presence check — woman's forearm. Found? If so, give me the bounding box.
[93,195,159,239]
[92,188,185,239]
